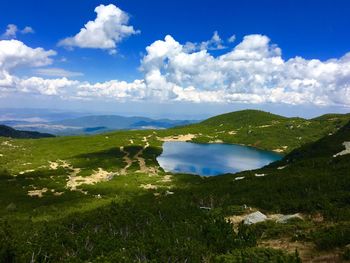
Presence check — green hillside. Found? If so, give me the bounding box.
[191,120,350,260]
[1,111,350,262]
[170,109,350,153]
[0,125,54,139]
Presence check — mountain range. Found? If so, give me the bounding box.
[0,115,198,136]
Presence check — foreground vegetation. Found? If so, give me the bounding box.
[1,110,350,262]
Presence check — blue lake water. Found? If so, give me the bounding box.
[157,142,283,176]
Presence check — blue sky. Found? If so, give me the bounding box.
[0,0,350,118]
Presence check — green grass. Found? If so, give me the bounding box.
[1,110,350,262]
[167,109,350,153]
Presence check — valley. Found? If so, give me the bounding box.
[1,110,350,262]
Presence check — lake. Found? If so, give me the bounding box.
[157,142,282,176]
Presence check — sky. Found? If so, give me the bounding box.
[0,0,350,119]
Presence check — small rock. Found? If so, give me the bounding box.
[244,211,267,225]
[235,176,245,181]
[255,173,265,177]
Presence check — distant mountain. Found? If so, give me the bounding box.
[0,125,55,139]
[3,115,198,136]
[53,115,196,129]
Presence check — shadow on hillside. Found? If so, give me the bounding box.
[70,145,162,171]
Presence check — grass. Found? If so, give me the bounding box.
[0,110,350,262]
[168,109,350,153]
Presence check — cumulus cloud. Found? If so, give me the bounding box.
[140,34,350,106]
[184,31,226,52]
[2,24,35,38]
[76,79,146,100]
[0,39,146,99]
[0,39,56,94]
[58,4,139,54]
[0,39,56,74]
[2,35,350,108]
[18,77,79,96]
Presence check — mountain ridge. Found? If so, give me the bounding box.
[0,124,55,139]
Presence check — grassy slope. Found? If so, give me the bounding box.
[0,125,54,139]
[168,109,350,153]
[198,119,350,215]
[1,110,350,261]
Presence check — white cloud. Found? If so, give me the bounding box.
[0,39,56,95]
[184,31,226,52]
[18,77,79,96]
[3,24,18,38]
[0,39,56,73]
[228,34,236,43]
[139,34,350,106]
[2,24,35,38]
[58,4,139,54]
[1,35,350,108]
[21,26,35,34]
[34,68,83,78]
[77,79,146,100]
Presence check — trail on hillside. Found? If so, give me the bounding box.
[135,136,159,175]
[120,146,133,175]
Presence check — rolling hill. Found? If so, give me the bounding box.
[0,110,350,262]
[7,115,198,136]
[170,109,350,153]
[0,125,54,139]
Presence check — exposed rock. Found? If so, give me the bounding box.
[235,176,245,181]
[19,169,35,175]
[276,213,303,223]
[140,184,158,190]
[159,134,197,142]
[244,211,267,225]
[28,188,48,198]
[333,141,350,157]
[66,168,114,190]
[255,173,265,177]
[273,146,288,153]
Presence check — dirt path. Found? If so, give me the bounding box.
[28,188,48,198]
[333,141,350,157]
[66,168,115,190]
[134,136,158,175]
[120,146,133,175]
[259,239,343,262]
[159,134,197,142]
[119,135,158,175]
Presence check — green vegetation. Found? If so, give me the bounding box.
[214,248,301,263]
[0,125,54,139]
[170,109,350,153]
[0,109,350,262]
